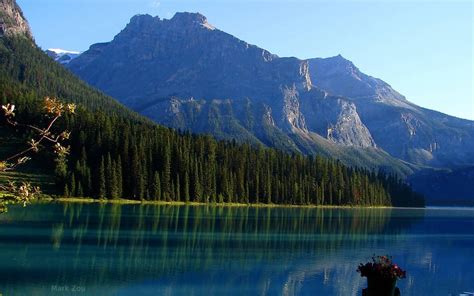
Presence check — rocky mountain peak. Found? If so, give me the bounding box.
[124,14,161,34]
[320,54,357,74]
[129,14,160,25]
[308,54,407,103]
[120,12,216,40]
[0,0,33,39]
[170,12,215,30]
[171,12,207,24]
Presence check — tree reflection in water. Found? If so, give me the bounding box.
[0,203,472,296]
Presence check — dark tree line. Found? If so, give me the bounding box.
[0,36,425,207]
[66,113,399,205]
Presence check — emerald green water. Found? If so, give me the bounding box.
[0,203,473,295]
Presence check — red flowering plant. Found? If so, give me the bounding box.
[357,255,406,280]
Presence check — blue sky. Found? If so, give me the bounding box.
[18,0,473,120]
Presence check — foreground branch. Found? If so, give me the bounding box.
[0,97,75,209]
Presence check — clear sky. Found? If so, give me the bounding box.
[17,0,473,120]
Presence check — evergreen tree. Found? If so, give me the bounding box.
[152,171,161,201]
[176,175,181,201]
[116,155,123,198]
[63,184,70,198]
[162,143,171,201]
[77,181,84,197]
[98,156,106,199]
[184,171,190,202]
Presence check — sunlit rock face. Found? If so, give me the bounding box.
[0,0,33,39]
[68,12,474,169]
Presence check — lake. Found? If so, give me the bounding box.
[0,203,473,296]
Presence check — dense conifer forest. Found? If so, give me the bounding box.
[0,36,425,207]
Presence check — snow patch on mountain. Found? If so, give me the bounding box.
[45,48,81,65]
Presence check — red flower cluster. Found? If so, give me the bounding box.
[357,255,407,280]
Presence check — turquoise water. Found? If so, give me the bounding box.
[0,203,473,296]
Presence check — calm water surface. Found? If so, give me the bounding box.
[0,203,473,296]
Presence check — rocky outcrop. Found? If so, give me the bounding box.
[0,0,32,39]
[299,89,376,148]
[281,85,308,133]
[326,100,376,148]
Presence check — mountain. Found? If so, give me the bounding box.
[67,13,474,174]
[408,166,474,206]
[1,1,424,207]
[307,56,474,168]
[45,48,81,65]
[0,0,32,39]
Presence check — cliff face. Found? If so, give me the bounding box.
[0,0,32,39]
[68,12,474,169]
[308,55,474,167]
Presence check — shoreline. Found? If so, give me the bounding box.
[41,196,400,209]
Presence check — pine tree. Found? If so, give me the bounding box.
[77,181,84,197]
[98,156,106,199]
[70,173,76,197]
[152,171,161,201]
[184,171,190,202]
[176,175,181,201]
[105,153,115,199]
[193,163,202,202]
[162,143,171,201]
[116,155,123,198]
[63,184,70,197]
